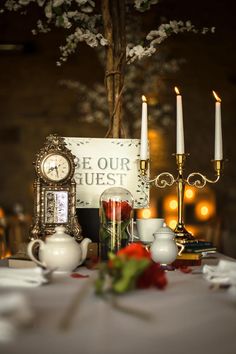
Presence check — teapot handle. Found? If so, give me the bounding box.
[176,242,185,256]
[27,239,46,268]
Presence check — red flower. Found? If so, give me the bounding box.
[117,242,151,260]
[71,273,89,279]
[103,200,132,221]
[179,266,192,273]
[137,261,167,289]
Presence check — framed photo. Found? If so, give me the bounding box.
[44,190,69,224]
[39,185,74,236]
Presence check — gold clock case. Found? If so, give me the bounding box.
[30,134,82,241]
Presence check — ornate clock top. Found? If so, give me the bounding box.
[45,134,67,151]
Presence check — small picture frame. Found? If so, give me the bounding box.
[39,185,75,236]
[44,190,69,224]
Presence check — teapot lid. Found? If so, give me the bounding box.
[48,226,74,242]
[153,223,175,236]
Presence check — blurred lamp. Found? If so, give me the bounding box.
[185,187,195,202]
[195,201,215,221]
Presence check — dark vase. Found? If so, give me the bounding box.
[76,208,100,242]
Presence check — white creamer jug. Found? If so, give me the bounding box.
[150,224,184,265]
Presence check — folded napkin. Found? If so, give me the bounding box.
[0,267,51,287]
[0,293,33,342]
[202,259,236,286]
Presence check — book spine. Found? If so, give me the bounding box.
[172,259,202,267]
[184,247,217,253]
[184,241,213,248]
[177,254,201,260]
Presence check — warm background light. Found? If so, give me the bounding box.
[0,208,5,219]
[147,93,158,106]
[201,206,209,216]
[185,225,197,236]
[3,251,11,258]
[195,200,215,221]
[148,128,166,172]
[169,199,178,210]
[137,203,157,219]
[141,209,152,219]
[185,187,195,202]
[164,195,178,212]
[160,184,216,239]
[165,216,177,230]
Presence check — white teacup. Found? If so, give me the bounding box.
[136,218,164,243]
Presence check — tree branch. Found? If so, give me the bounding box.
[102,0,126,138]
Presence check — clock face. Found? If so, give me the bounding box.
[42,153,71,182]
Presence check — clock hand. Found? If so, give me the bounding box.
[55,166,59,177]
[47,165,59,174]
[47,166,55,173]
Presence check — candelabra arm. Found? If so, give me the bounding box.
[152,172,176,188]
[141,172,176,188]
[186,160,223,189]
[139,159,176,188]
[186,173,219,188]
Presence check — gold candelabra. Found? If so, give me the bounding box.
[140,154,224,244]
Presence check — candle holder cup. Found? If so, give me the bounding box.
[139,154,224,244]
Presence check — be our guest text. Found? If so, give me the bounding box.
[75,157,131,186]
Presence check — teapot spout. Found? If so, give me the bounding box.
[80,238,92,265]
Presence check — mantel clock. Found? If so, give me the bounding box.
[30,134,82,241]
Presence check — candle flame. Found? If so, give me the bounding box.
[174,86,180,95]
[212,90,221,102]
[142,95,147,103]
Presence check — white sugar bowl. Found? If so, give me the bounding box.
[27,226,91,272]
[150,224,185,265]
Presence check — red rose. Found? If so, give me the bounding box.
[103,200,132,221]
[117,242,151,260]
[121,201,133,220]
[136,261,167,289]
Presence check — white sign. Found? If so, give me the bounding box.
[65,138,149,209]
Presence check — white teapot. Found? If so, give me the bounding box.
[27,226,92,272]
[150,224,185,265]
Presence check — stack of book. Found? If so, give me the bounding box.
[183,240,217,254]
[173,240,216,268]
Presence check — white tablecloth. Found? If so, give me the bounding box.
[0,254,236,354]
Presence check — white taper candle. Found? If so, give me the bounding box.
[213,91,223,160]
[140,95,148,160]
[175,87,185,154]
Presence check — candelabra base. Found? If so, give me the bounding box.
[174,223,195,244]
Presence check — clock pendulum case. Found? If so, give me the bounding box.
[30,134,82,241]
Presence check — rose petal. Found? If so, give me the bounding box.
[71,273,90,278]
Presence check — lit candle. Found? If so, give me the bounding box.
[213,91,223,160]
[175,87,185,154]
[140,95,148,160]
